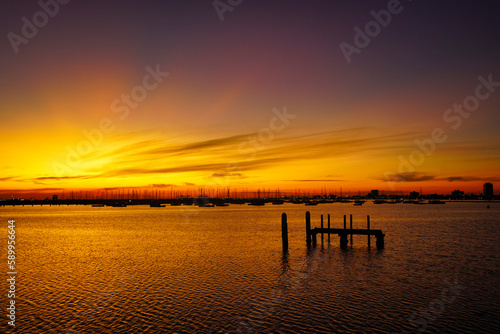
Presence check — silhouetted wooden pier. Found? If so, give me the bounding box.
[281,211,385,250]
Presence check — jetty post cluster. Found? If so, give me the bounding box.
[281,211,385,250]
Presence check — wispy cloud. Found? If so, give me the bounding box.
[447,176,481,182]
[382,172,436,183]
[25,127,489,185]
[30,176,91,181]
[447,176,500,182]
[38,128,420,182]
[285,179,345,182]
[211,172,245,178]
[148,184,175,188]
[0,187,65,194]
[16,175,94,184]
[382,172,500,183]
[106,133,256,161]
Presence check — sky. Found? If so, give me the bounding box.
[1,0,499,198]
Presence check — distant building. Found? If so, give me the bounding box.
[409,191,419,198]
[52,194,58,201]
[483,183,493,199]
[451,190,464,199]
[370,190,379,198]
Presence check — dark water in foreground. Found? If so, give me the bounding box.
[1,202,499,333]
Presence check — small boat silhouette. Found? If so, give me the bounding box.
[248,200,266,206]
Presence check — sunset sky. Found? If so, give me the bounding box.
[1,0,499,198]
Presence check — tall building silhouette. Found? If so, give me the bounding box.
[483,183,493,199]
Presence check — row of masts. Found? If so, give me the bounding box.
[20,186,425,201]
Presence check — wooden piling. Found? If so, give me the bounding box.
[281,213,288,250]
[306,211,311,246]
[350,214,353,245]
[376,234,385,249]
[340,233,348,248]
[301,212,385,249]
[327,214,331,243]
[321,214,324,245]
[367,215,371,248]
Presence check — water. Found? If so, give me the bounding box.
[1,202,499,333]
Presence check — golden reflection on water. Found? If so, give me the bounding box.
[0,203,499,333]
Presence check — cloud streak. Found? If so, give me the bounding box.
[285,179,345,182]
[382,172,500,183]
[8,126,496,190]
[36,128,446,182]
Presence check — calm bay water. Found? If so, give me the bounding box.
[1,202,499,333]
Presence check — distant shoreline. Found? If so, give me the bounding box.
[0,198,497,208]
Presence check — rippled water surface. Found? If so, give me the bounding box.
[1,202,499,333]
